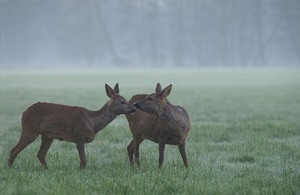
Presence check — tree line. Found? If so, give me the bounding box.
[1,0,299,68]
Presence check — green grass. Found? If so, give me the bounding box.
[1,68,300,194]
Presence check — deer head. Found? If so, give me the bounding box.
[105,83,135,115]
[134,83,172,116]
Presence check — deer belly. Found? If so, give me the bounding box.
[160,134,183,145]
[139,127,159,142]
[45,130,73,141]
[41,123,75,142]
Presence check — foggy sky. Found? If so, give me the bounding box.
[1,0,300,69]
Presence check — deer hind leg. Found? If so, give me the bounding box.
[37,135,54,169]
[8,133,38,168]
[127,140,134,166]
[158,142,166,168]
[76,142,86,169]
[178,141,188,168]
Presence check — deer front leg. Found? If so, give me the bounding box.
[133,140,141,166]
[127,140,134,166]
[76,142,86,169]
[132,137,144,167]
[158,142,165,168]
[178,141,188,168]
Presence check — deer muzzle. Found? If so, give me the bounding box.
[130,106,137,113]
[133,102,141,110]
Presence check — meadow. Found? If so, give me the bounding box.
[0,68,300,194]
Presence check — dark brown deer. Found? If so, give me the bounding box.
[126,83,190,168]
[8,84,134,169]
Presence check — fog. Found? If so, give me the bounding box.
[1,0,299,69]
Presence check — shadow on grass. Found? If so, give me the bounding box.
[228,154,255,163]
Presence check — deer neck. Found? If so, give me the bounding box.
[159,103,185,130]
[89,102,117,134]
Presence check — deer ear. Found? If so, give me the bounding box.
[114,83,119,94]
[105,84,115,98]
[159,84,172,99]
[155,83,162,93]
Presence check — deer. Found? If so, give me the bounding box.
[126,83,190,168]
[8,83,135,169]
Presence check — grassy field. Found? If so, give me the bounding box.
[0,68,300,194]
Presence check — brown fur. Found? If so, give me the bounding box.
[8,84,133,169]
[126,83,190,167]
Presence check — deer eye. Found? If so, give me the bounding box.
[120,100,126,104]
[148,97,154,101]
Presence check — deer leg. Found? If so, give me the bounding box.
[8,134,38,168]
[134,141,140,166]
[133,138,143,166]
[178,141,188,168]
[127,140,134,166]
[37,135,54,169]
[158,142,165,168]
[76,142,86,169]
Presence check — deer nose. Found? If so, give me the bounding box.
[134,102,141,109]
[130,106,137,113]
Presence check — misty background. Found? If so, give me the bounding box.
[0,0,299,69]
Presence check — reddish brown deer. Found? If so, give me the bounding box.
[126,83,190,168]
[8,83,134,169]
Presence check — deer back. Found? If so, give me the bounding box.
[22,102,94,142]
